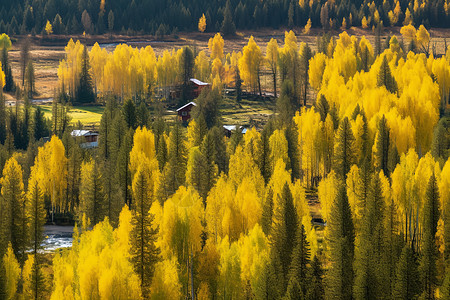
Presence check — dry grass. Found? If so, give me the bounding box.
[6,27,450,101]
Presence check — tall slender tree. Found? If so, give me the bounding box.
[393,244,420,299]
[269,183,298,290]
[325,183,355,300]
[419,174,440,300]
[130,164,160,298]
[333,117,355,179]
[75,45,95,104]
[353,175,389,299]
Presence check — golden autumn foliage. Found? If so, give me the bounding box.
[31,136,68,212]
[316,31,440,155]
[6,28,450,300]
[51,207,141,300]
[208,33,224,61]
[239,36,263,93]
[303,18,312,34]
[198,14,207,33]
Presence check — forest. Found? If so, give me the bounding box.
[0,22,449,299]
[1,0,450,37]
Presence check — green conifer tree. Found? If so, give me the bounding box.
[79,159,106,226]
[136,102,150,128]
[117,128,133,206]
[325,183,354,300]
[27,181,47,300]
[333,117,355,179]
[122,98,137,129]
[287,224,310,296]
[0,93,6,144]
[300,43,312,107]
[419,174,440,299]
[305,256,324,300]
[164,121,187,197]
[392,244,420,299]
[270,183,298,290]
[130,164,160,298]
[261,187,274,235]
[220,0,236,36]
[377,55,397,94]
[374,115,390,176]
[75,45,95,104]
[32,106,48,141]
[353,175,389,300]
[0,158,28,264]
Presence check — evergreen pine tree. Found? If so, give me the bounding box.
[180,46,194,102]
[261,187,274,235]
[419,174,440,299]
[32,106,48,141]
[210,126,228,174]
[186,146,208,202]
[156,134,168,171]
[325,183,354,300]
[255,258,283,299]
[27,180,47,299]
[64,134,82,212]
[117,128,133,206]
[75,45,95,104]
[353,175,389,300]
[220,0,236,36]
[431,118,449,161]
[333,117,355,180]
[259,122,274,183]
[315,95,329,122]
[123,98,137,129]
[1,47,14,92]
[269,183,298,290]
[305,256,324,300]
[136,101,149,128]
[200,132,218,201]
[374,115,390,176]
[235,67,242,102]
[101,159,122,226]
[30,257,47,300]
[0,93,5,144]
[287,224,310,296]
[0,158,28,264]
[377,55,397,94]
[130,164,160,298]
[79,159,106,226]
[163,121,187,197]
[27,180,46,256]
[392,244,420,299]
[19,96,31,149]
[99,97,118,160]
[300,43,312,107]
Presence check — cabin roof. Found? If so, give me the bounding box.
[223,125,247,134]
[176,101,197,112]
[190,78,210,86]
[71,130,99,137]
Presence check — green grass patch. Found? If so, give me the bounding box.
[40,105,104,126]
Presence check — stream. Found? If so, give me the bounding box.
[42,225,74,251]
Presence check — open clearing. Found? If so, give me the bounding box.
[5,27,450,127]
[40,105,105,127]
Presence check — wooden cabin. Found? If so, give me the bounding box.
[190,78,210,98]
[176,102,197,122]
[71,130,99,149]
